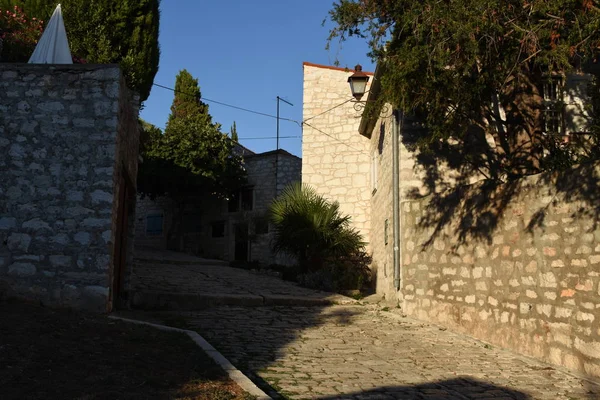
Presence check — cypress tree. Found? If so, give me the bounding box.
[166,69,209,129]
[230,121,239,142]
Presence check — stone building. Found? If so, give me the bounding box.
[0,64,140,312]
[135,148,301,265]
[302,62,373,240]
[302,61,600,378]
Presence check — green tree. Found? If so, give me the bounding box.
[166,69,208,126]
[0,0,160,102]
[138,71,246,250]
[270,183,365,273]
[328,0,600,179]
[230,121,239,142]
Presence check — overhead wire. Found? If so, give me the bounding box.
[243,136,301,140]
[301,121,368,154]
[151,82,366,152]
[152,83,300,124]
[302,91,370,123]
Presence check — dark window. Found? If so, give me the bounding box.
[228,191,240,212]
[542,76,565,135]
[146,214,163,236]
[255,219,269,235]
[211,221,225,238]
[384,219,389,246]
[241,188,253,211]
[229,188,254,212]
[378,122,385,155]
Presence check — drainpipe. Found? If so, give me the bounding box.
[392,109,401,290]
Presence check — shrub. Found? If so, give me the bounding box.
[0,6,43,62]
[298,250,373,292]
[270,183,365,273]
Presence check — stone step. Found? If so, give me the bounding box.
[128,290,348,311]
[134,257,229,267]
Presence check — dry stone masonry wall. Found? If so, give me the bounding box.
[0,64,139,312]
[400,167,600,378]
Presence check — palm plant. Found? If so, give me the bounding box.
[270,183,365,272]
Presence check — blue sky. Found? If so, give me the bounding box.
[139,1,375,157]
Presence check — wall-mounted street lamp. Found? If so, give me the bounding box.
[348,64,389,115]
[347,64,370,101]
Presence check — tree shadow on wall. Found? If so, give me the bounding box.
[401,118,600,251]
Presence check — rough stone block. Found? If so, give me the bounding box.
[91,189,112,204]
[8,262,36,277]
[81,218,111,228]
[0,217,17,230]
[22,218,52,232]
[7,233,31,252]
[74,232,91,245]
[67,191,84,201]
[95,255,110,270]
[38,101,64,112]
[49,255,72,268]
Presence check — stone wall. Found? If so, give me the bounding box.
[400,166,600,378]
[366,112,436,297]
[302,62,372,241]
[0,64,139,312]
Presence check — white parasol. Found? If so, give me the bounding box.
[28,4,72,64]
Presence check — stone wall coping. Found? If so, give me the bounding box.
[0,63,120,72]
[303,61,374,76]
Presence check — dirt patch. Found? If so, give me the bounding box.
[0,299,255,400]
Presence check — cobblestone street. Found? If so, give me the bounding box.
[138,304,600,400]
[129,249,353,309]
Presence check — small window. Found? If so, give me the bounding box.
[384,219,389,246]
[255,219,269,235]
[378,122,385,155]
[241,188,253,211]
[211,221,225,238]
[543,77,562,102]
[146,213,164,236]
[371,152,378,194]
[542,76,565,135]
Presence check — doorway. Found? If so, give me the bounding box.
[234,223,249,262]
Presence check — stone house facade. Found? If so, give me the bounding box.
[0,64,140,312]
[302,61,600,378]
[302,62,374,241]
[135,148,301,265]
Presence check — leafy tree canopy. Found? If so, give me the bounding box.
[138,70,246,200]
[0,0,160,102]
[328,0,600,180]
